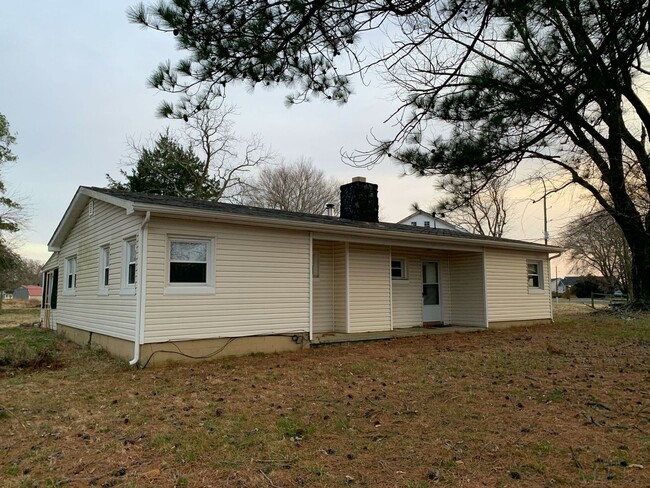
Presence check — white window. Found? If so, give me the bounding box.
[411,221,417,226]
[98,245,110,294]
[527,260,543,290]
[312,252,320,279]
[424,221,431,228]
[166,237,214,294]
[391,258,407,279]
[121,238,137,294]
[64,256,77,294]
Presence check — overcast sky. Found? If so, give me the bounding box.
[1,1,582,274]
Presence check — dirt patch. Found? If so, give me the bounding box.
[0,310,648,487]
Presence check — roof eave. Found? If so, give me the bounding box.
[131,202,562,254]
[47,187,134,251]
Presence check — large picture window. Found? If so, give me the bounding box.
[169,239,209,283]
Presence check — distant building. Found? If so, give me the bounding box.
[13,285,43,303]
[550,278,566,295]
[397,210,468,232]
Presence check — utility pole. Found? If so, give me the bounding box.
[533,177,549,245]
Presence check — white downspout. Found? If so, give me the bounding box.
[482,249,489,328]
[130,211,150,366]
[309,232,313,341]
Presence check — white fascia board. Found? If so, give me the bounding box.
[47,187,134,251]
[131,202,562,255]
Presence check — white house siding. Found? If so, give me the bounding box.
[55,200,141,340]
[448,252,487,327]
[313,240,334,333]
[390,248,454,328]
[390,249,422,328]
[143,217,310,342]
[348,243,391,333]
[485,248,552,322]
[332,242,348,333]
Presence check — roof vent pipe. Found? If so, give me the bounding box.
[325,203,335,216]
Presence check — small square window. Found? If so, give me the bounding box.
[527,261,543,289]
[411,221,417,226]
[424,221,430,228]
[391,259,407,279]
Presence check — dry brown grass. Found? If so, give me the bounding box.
[0,309,649,487]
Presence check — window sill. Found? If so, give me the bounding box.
[97,289,109,296]
[164,286,215,296]
[391,278,409,282]
[62,290,76,296]
[120,287,136,296]
[528,288,546,294]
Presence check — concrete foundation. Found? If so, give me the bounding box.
[57,324,134,361]
[139,333,309,367]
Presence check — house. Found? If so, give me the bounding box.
[13,285,43,303]
[397,210,467,232]
[550,278,566,295]
[41,178,562,366]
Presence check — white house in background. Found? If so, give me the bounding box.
[41,178,561,366]
[397,210,467,232]
[550,278,567,295]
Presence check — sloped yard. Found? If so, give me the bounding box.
[0,304,648,487]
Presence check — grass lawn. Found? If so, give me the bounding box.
[0,304,648,487]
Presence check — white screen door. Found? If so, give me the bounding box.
[422,262,441,322]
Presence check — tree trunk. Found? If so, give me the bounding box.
[626,233,650,305]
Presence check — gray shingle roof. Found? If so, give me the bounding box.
[86,187,558,251]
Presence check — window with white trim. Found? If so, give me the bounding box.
[424,221,431,228]
[411,221,417,226]
[527,260,543,289]
[169,238,209,284]
[64,256,77,293]
[123,238,137,288]
[391,258,407,279]
[99,245,110,293]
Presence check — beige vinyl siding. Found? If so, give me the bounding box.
[332,242,348,333]
[55,200,141,340]
[485,249,551,322]
[313,240,334,333]
[143,217,310,342]
[448,252,486,327]
[348,244,391,333]
[391,250,422,328]
[391,248,453,328]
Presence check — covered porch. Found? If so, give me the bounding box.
[310,237,489,338]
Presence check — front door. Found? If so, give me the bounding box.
[422,262,441,323]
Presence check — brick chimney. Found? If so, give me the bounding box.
[340,177,379,222]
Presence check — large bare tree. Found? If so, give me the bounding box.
[246,159,340,214]
[108,102,271,201]
[130,0,650,304]
[427,173,511,237]
[560,211,632,293]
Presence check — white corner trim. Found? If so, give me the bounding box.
[309,232,313,341]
